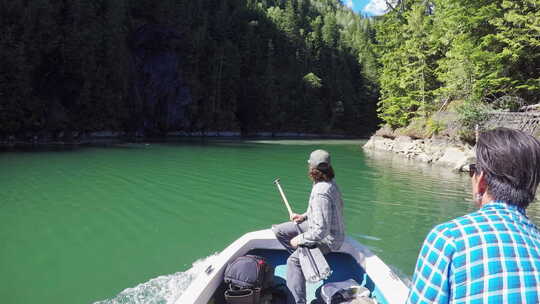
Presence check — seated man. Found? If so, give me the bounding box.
[407,128,540,303]
[272,149,345,304]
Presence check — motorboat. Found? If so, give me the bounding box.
[177,229,409,304]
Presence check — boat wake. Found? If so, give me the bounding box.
[94,254,218,304]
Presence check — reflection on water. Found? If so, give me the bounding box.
[529,203,540,223]
[362,149,540,224]
[344,149,472,281]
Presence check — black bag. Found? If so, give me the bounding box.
[224,255,274,291]
[224,288,259,304]
[223,255,274,304]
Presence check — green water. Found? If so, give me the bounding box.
[2,140,540,304]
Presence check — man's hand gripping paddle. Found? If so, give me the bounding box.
[273,178,332,283]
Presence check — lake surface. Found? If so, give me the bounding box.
[2,140,540,304]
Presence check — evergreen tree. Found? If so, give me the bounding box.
[0,0,380,138]
[375,0,539,128]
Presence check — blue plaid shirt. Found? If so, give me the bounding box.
[407,201,540,304]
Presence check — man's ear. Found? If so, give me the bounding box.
[477,171,488,194]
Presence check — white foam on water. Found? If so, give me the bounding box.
[94,253,219,304]
[353,233,382,241]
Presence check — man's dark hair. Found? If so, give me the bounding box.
[308,165,335,182]
[476,127,540,208]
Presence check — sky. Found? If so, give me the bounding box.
[344,0,389,16]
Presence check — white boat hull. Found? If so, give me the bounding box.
[177,229,409,304]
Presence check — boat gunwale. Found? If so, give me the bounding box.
[176,229,409,304]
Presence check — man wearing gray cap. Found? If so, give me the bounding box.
[272,149,345,304]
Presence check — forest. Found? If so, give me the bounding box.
[376,0,539,132]
[0,0,378,139]
[0,0,538,140]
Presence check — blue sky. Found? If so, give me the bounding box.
[344,0,389,16]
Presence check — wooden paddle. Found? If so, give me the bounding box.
[273,178,332,283]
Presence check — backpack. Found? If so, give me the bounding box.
[223,255,274,304]
[224,255,274,290]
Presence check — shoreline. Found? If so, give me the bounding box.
[363,135,475,172]
[0,131,367,148]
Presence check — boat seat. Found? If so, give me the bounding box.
[248,249,370,303]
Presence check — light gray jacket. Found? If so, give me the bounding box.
[297,180,345,251]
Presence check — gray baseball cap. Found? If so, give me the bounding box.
[308,149,331,168]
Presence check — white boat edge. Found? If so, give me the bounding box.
[176,229,410,304]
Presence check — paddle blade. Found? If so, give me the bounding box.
[298,247,332,283]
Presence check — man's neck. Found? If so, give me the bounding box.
[479,193,495,207]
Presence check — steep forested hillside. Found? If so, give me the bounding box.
[0,0,378,139]
[375,0,539,129]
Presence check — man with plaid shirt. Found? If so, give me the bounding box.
[273,149,345,304]
[407,128,540,304]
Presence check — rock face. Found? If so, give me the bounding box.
[132,24,192,135]
[363,136,475,171]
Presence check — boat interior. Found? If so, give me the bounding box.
[208,249,388,304]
